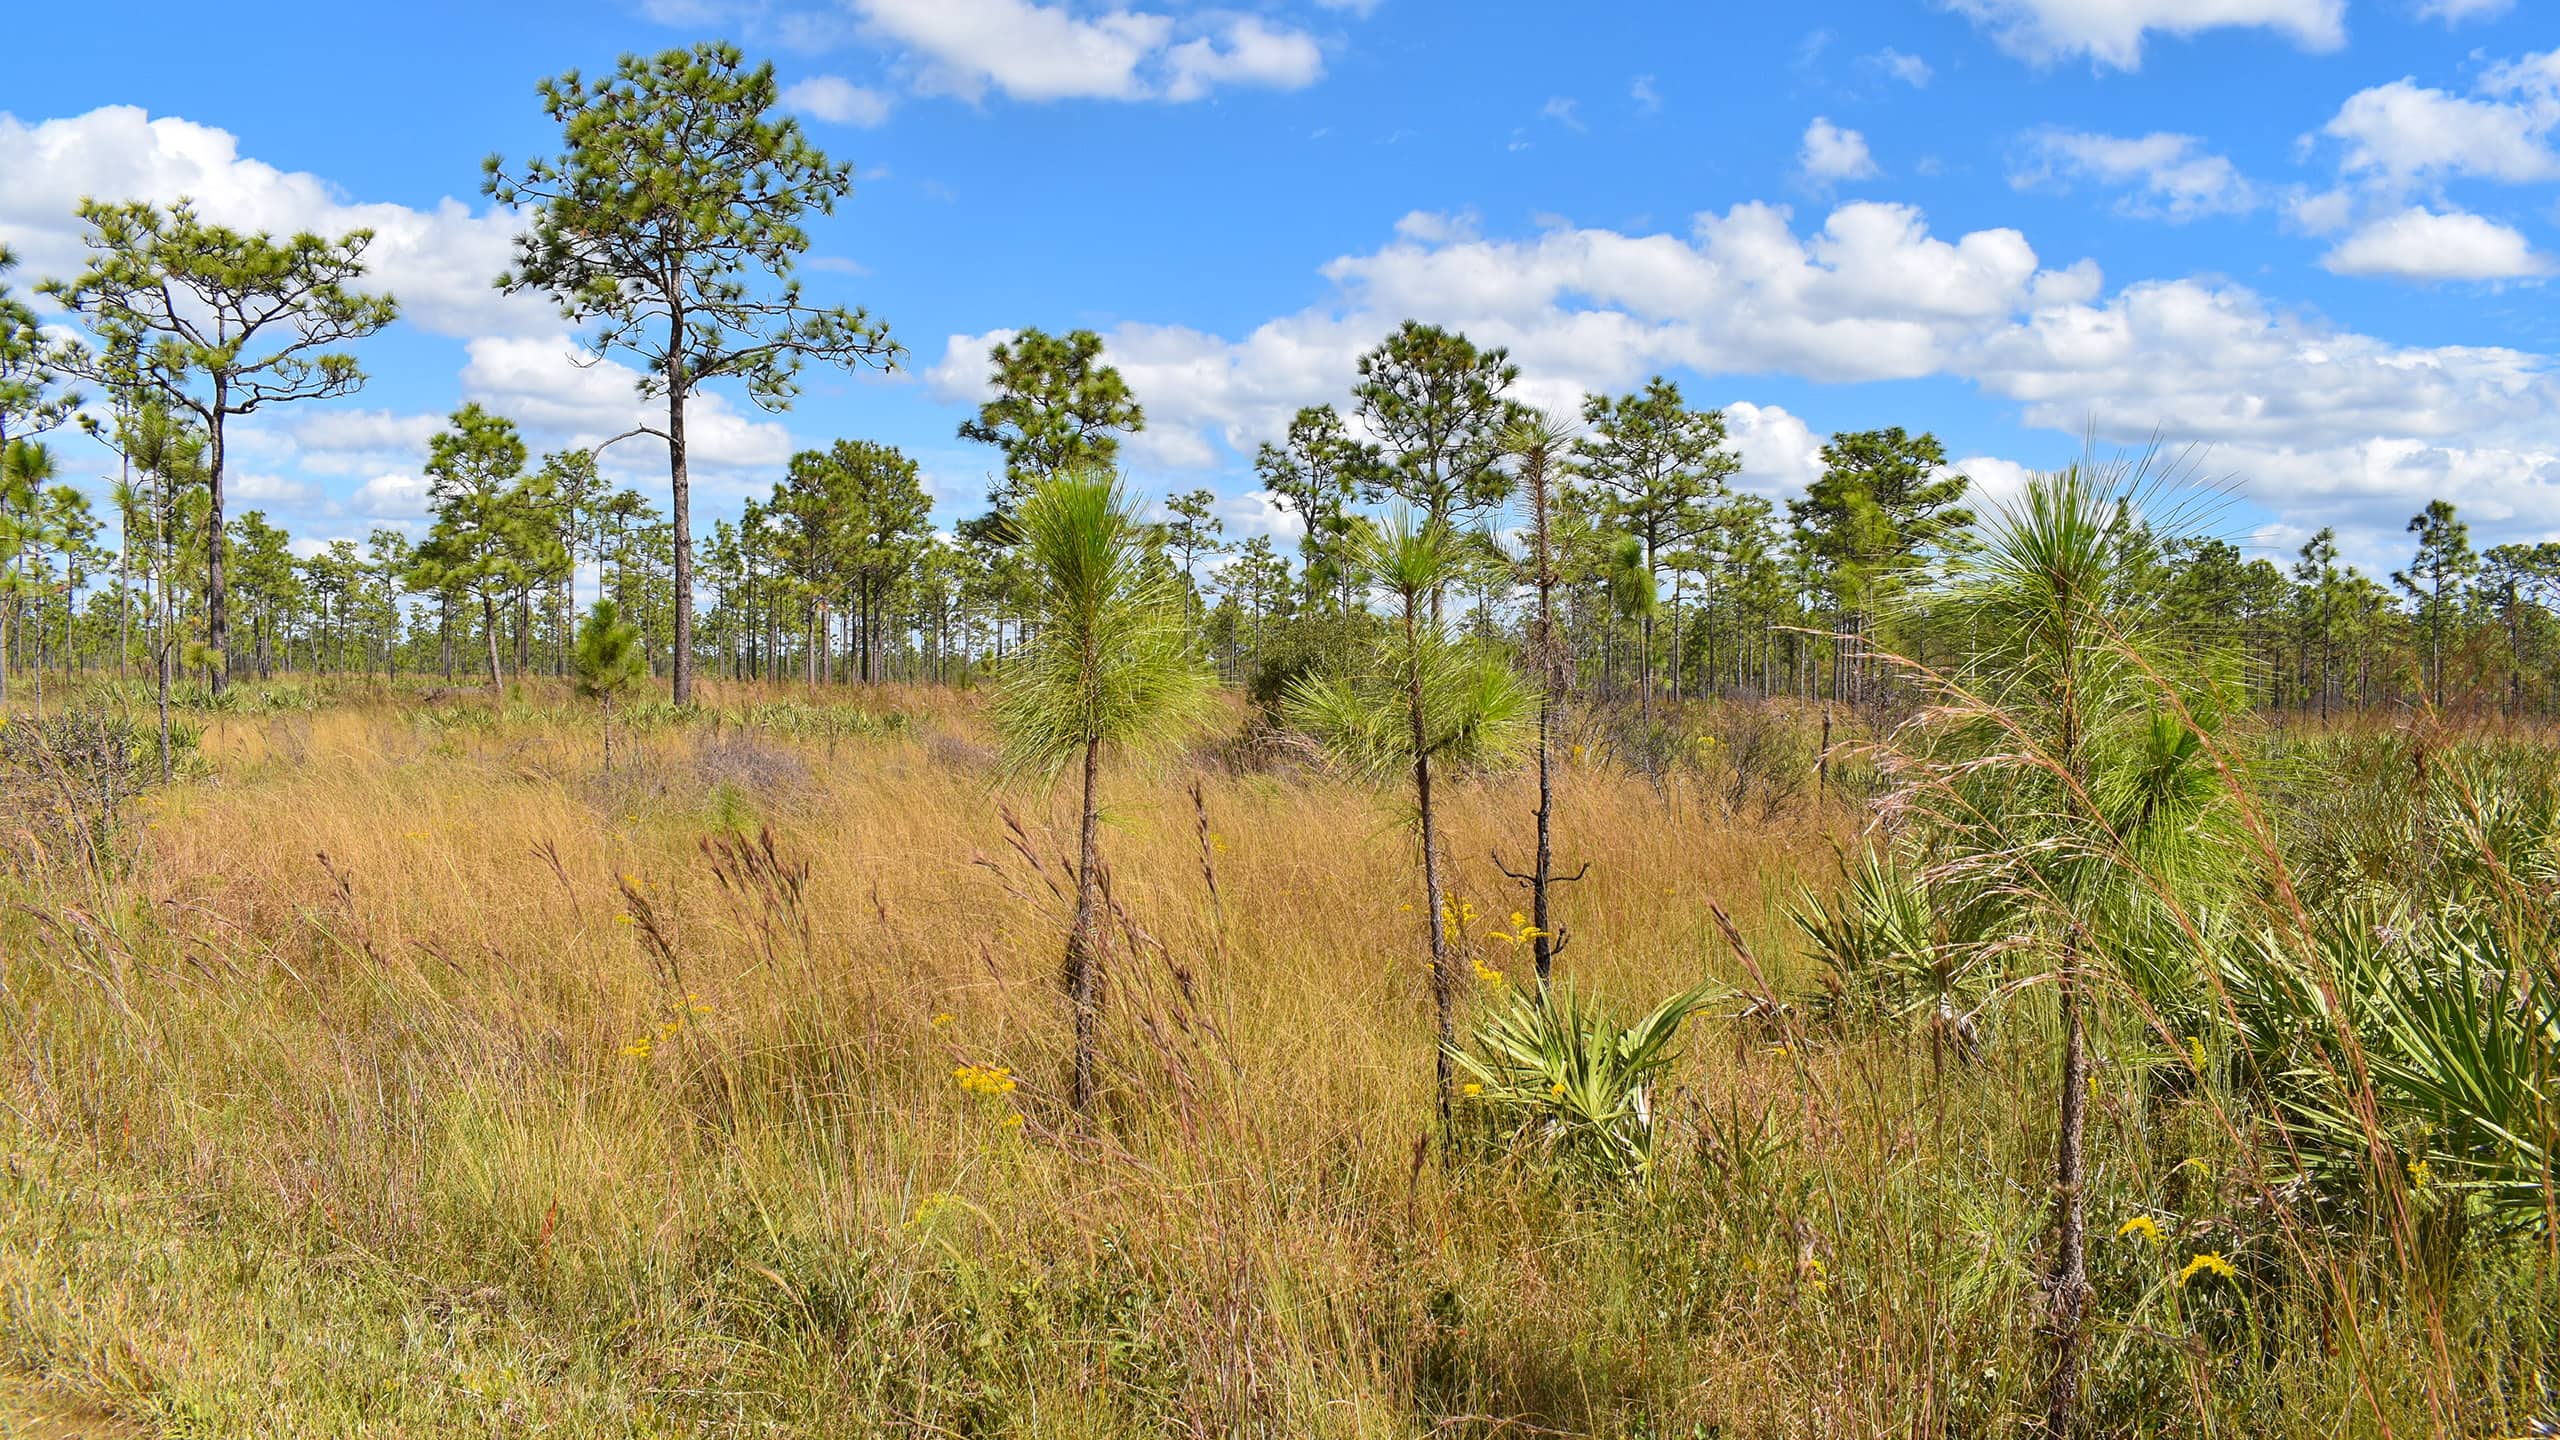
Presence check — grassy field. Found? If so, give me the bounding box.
[0,683,2546,1437]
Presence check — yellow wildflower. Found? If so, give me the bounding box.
[1550,1082,1567,1098]
[622,1036,653,1059]
[2176,1252,2236,1287]
[2406,1157,2431,1192]
[1509,911,1527,930]
[2114,1215,2162,1243]
[1002,1112,1025,1129]
[954,1063,1018,1097]
[2186,1035,2207,1073]
[1461,1082,1483,1097]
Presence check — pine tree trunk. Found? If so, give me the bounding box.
[206,384,230,695]
[2045,627,2093,1440]
[1409,600,1455,1133]
[2045,934,2093,1438]
[483,592,504,698]
[1067,735,1105,1113]
[666,328,695,707]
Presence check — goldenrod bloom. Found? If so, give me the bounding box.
[2114,1215,2162,1243]
[2176,1252,2236,1286]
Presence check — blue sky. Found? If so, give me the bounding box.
[6,0,2558,579]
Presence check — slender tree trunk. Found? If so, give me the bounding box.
[2046,930,2093,1437]
[483,591,504,697]
[2045,638,2092,1439]
[1067,735,1106,1113]
[206,387,229,694]
[666,328,694,707]
[1528,450,1562,985]
[155,482,172,784]
[1407,601,1455,1132]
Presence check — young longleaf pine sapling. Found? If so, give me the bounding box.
[575,598,648,770]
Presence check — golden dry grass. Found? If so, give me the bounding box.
[0,686,2515,1436]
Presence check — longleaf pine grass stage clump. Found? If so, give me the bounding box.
[0,675,2548,1438]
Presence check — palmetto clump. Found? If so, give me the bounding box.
[1449,980,1721,1184]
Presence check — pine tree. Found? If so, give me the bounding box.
[487,41,900,706]
[574,598,648,770]
[1285,512,1535,1132]
[44,199,395,694]
[959,328,1143,514]
[990,471,1217,1113]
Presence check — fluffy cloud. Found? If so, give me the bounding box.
[849,0,1322,103]
[1723,401,1825,496]
[2319,207,2550,282]
[0,106,542,339]
[2319,77,2560,186]
[1971,276,2549,446]
[230,473,316,506]
[2010,130,2257,221]
[1944,0,2344,69]
[782,75,894,126]
[348,472,432,520]
[1799,118,1879,183]
[1165,18,1325,101]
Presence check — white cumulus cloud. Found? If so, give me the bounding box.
[2320,76,2560,186]
[0,106,542,339]
[782,75,894,126]
[1799,118,1879,183]
[2319,207,2550,282]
